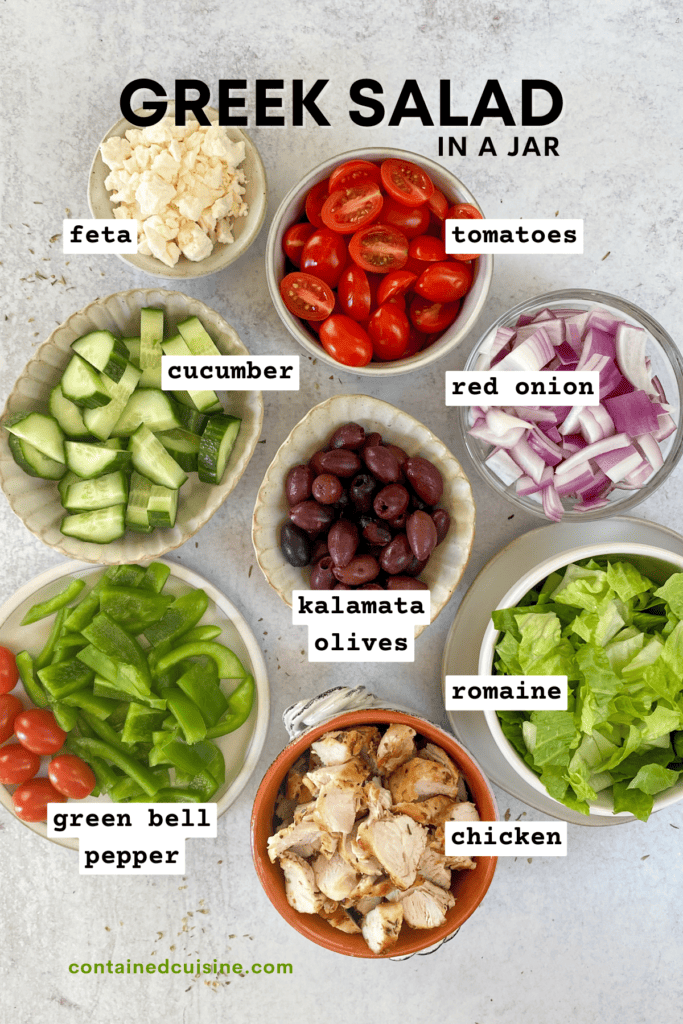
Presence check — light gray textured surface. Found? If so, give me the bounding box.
[1,1,682,1022]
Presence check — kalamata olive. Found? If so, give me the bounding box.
[328,519,359,567]
[431,508,451,545]
[382,443,408,466]
[312,473,343,504]
[309,450,329,476]
[403,456,443,505]
[406,510,438,561]
[359,583,384,590]
[386,576,429,590]
[387,511,408,530]
[310,556,337,590]
[379,533,413,575]
[363,446,401,483]
[349,473,377,513]
[335,489,350,510]
[362,520,392,546]
[318,449,362,477]
[285,464,314,506]
[374,483,409,520]
[404,554,429,577]
[329,422,365,450]
[361,431,383,455]
[280,522,312,567]
[289,500,335,534]
[333,555,380,585]
[334,583,352,590]
[310,538,329,563]
[409,492,429,511]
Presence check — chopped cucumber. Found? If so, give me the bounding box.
[177,316,221,356]
[112,389,182,436]
[84,361,142,441]
[66,440,132,479]
[147,483,179,529]
[157,428,201,473]
[63,470,129,512]
[6,411,66,464]
[49,385,91,439]
[71,330,130,383]
[125,471,154,533]
[139,308,164,388]
[162,334,221,411]
[129,424,188,490]
[198,414,241,484]
[61,505,126,543]
[61,354,111,408]
[8,433,67,480]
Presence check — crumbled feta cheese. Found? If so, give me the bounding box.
[100,117,249,267]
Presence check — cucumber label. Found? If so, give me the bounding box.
[161,355,299,390]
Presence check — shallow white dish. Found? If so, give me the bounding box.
[0,288,264,564]
[89,104,268,279]
[0,559,270,850]
[252,394,476,637]
[442,516,683,826]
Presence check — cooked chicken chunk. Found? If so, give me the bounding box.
[448,800,480,822]
[339,826,383,876]
[305,757,369,795]
[280,852,325,915]
[357,814,427,890]
[267,814,336,862]
[388,758,460,803]
[315,780,360,835]
[313,851,360,901]
[445,855,477,871]
[285,761,316,804]
[319,906,362,934]
[390,877,455,929]
[361,778,393,821]
[361,902,404,955]
[311,729,373,766]
[393,795,458,827]
[418,742,459,776]
[376,724,416,774]
[417,846,451,890]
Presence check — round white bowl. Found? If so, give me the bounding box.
[0,559,270,850]
[266,147,493,376]
[478,541,683,819]
[0,289,264,563]
[252,394,476,636]
[88,104,268,279]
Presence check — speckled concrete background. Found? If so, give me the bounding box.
[1,1,682,1022]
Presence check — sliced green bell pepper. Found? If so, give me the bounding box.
[205,675,255,739]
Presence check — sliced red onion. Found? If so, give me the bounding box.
[485,448,525,485]
[594,445,643,482]
[604,390,659,435]
[516,465,554,496]
[527,427,565,466]
[542,485,564,522]
[509,438,547,484]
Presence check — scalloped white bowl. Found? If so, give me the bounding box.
[252,394,476,636]
[0,289,264,563]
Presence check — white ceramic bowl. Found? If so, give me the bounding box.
[0,559,270,849]
[88,104,268,279]
[0,289,264,563]
[252,394,476,636]
[478,541,683,819]
[266,147,493,376]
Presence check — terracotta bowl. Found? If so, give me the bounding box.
[251,708,498,958]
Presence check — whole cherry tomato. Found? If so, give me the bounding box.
[409,295,461,333]
[280,272,335,321]
[321,182,383,235]
[337,265,372,322]
[380,158,434,207]
[12,777,66,822]
[328,159,381,192]
[0,693,24,744]
[348,223,409,274]
[301,228,348,288]
[304,179,330,229]
[0,742,41,784]
[13,708,66,755]
[319,315,373,367]
[409,235,447,262]
[48,754,96,799]
[414,261,473,303]
[368,304,411,361]
[282,222,316,267]
[0,647,19,694]
[445,202,483,260]
[380,197,430,239]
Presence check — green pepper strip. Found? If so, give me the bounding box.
[127,788,205,803]
[16,651,48,708]
[140,562,171,594]
[79,709,137,754]
[205,676,255,739]
[82,613,151,693]
[155,642,246,682]
[50,700,79,732]
[34,608,67,671]
[176,659,226,727]
[109,767,170,801]
[99,586,173,635]
[67,736,162,797]
[62,690,118,720]
[21,578,86,626]
[165,691,207,744]
[144,590,209,647]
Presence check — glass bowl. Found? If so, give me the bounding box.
[459,289,683,520]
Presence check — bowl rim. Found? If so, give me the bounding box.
[250,706,498,958]
[460,287,683,520]
[478,539,683,817]
[88,103,268,279]
[265,145,493,376]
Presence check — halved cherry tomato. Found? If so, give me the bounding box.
[414,261,473,303]
[337,265,372,322]
[12,777,66,822]
[0,647,18,694]
[348,223,409,274]
[380,158,434,208]
[301,228,348,288]
[368,304,410,361]
[409,235,447,262]
[328,159,381,192]
[0,742,41,784]
[384,293,406,312]
[380,197,430,239]
[304,179,330,229]
[48,754,96,799]
[409,295,461,333]
[445,203,483,261]
[403,325,429,358]
[321,182,383,235]
[319,315,373,367]
[377,269,417,304]
[282,222,316,268]
[14,708,66,755]
[280,272,335,322]
[0,693,24,744]
[428,187,449,220]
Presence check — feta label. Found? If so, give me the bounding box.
[63,219,138,253]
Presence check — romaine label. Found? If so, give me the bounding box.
[445,675,567,709]
[445,821,568,856]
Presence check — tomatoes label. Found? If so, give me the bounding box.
[280,272,335,322]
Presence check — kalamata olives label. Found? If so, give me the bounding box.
[292,589,430,662]
[445,675,568,709]
[161,355,299,389]
[445,821,568,857]
[445,370,599,406]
